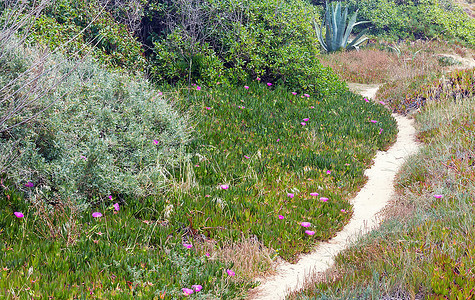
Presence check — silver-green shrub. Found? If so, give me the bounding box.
[1,44,190,205]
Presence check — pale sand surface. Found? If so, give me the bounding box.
[247,84,420,300]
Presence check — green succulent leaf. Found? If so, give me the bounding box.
[315,1,369,53]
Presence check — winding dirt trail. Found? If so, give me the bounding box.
[247,84,421,300]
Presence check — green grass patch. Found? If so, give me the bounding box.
[0,188,251,299]
[163,83,396,261]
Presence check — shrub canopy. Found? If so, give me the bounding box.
[147,0,344,96]
[345,0,475,46]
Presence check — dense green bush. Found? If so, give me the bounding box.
[344,0,475,47]
[0,43,189,205]
[147,0,344,97]
[27,0,146,70]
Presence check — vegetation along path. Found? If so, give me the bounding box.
[248,85,421,300]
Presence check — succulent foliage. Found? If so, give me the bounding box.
[314,1,370,52]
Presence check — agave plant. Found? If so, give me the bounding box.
[314,1,370,52]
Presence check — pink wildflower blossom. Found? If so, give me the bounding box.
[192,285,202,292]
[182,288,194,296]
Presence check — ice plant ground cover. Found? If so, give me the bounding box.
[0,82,396,298]
[166,82,396,260]
[0,190,250,298]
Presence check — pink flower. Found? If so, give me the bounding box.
[370,120,378,123]
[326,170,331,174]
[379,128,384,135]
[300,222,311,227]
[205,107,212,110]
[305,230,315,236]
[320,197,329,202]
[364,98,369,102]
[434,194,443,199]
[192,285,202,292]
[341,209,346,213]
[303,118,309,122]
[310,106,315,109]
[196,86,201,91]
[153,140,159,145]
[244,155,250,159]
[244,86,249,89]
[379,101,385,105]
[14,212,24,218]
[292,92,297,95]
[92,212,102,218]
[301,122,306,126]
[277,139,280,142]
[278,215,284,219]
[220,184,229,190]
[108,195,113,200]
[310,192,319,196]
[183,243,193,249]
[304,94,310,98]
[287,193,294,198]
[182,288,194,296]
[226,269,235,276]
[267,83,272,86]
[24,182,34,188]
[81,156,87,160]
[205,253,210,257]
[158,92,163,96]
[256,77,261,81]
[113,203,120,211]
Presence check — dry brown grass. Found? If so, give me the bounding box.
[321,39,475,113]
[319,48,394,84]
[195,236,276,281]
[31,197,82,246]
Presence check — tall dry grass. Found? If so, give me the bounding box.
[320,40,475,114]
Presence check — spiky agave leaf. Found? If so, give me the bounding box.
[347,28,370,50]
[316,1,370,53]
[314,19,328,52]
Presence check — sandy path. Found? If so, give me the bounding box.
[247,85,420,300]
